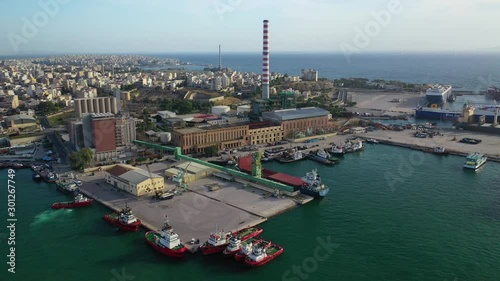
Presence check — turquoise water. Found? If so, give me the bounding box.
[1,145,500,281]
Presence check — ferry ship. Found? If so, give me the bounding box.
[463,153,487,170]
[300,169,329,197]
[426,85,452,104]
[145,218,187,258]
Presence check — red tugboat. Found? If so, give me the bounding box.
[145,217,188,258]
[222,227,264,257]
[244,242,284,267]
[51,193,93,209]
[103,204,142,232]
[234,239,269,261]
[201,226,263,255]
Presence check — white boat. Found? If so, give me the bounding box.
[330,146,345,156]
[350,141,364,152]
[316,149,330,160]
[463,153,487,170]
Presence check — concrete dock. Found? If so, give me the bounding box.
[77,162,302,252]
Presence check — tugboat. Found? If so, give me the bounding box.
[222,227,264,256]
[234,238,268,261]
[329,145,345,157]
[244,242,284,267]
[145,217,188,258]
[103,204,142,231]
[300,169,330,197]
[51,193,93,209]
[200,225,233,255]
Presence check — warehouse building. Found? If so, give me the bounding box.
[104,164,164,196]
[262,107,331,138]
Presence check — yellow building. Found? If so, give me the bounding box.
[165,162,216,184]
[104,164,164,196]
[172,124,249,154]
[248,122,283,145]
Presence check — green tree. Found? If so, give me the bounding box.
[69,148,94,170]
[204,144,219,157]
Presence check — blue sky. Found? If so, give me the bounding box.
[1,0,499,55]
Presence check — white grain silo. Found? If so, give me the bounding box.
[237,105,251,115]
[160,132,172,144]
[211,105,230,115]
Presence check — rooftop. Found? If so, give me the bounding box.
[119,169,163,185]
[106,165,133,177]
[266,107,330,121]
[4,114,36,122]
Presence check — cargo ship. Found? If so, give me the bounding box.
[426,85,452,104]
[145,218,188,258]
[244,242,284,267]
[51,193,93,209]
[103,204,142,231]
[415,107,461,120]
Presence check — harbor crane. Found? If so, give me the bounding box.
[173,162,191,193]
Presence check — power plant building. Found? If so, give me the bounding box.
[74,97,119,118]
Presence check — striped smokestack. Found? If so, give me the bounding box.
[262,20,270,100]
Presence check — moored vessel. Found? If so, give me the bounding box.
[145,218,187,258]
[306,150,335,166]
[200,225,233,255]
[300,169,329,197]
[244,242,284,267]
[276,149,306,164]
[426,84,452,105]
[103,204,142,231]
[56,181,78,194]
[432,146,449,155]
[51,193,93,209]
[329,145,345,157]
[463,153,487,170]
[234,239,269,261]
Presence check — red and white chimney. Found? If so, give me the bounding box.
[262,20,270,100]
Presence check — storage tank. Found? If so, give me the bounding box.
[237,105,251,115]
[159,132,172,144]
[211,105,230,115]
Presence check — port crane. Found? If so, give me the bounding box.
[173,162,191,193]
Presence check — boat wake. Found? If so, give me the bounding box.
[30,209,73,227]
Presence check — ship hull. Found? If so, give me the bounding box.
[299,187,330,198]
[415,108,461,120]
[306,154,335,166]
[144,232,187,258]
[222,248,239,257]
[234,252,246,261]
[463,161,487,170]
[200,244,228,255]
[103,214,142,231]
[237,227,263,242]
[51,200,93,209]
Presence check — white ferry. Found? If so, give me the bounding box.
[463,152,487,170]
[426,85,452,105]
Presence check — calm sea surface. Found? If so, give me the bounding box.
[2,145,500,281]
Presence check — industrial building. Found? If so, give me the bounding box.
[4,114,38,129]
[68,113,137,161]
[74,97,119,118]
[248,122,283,145]
[262,107,331,138]
[104,164,164,196]
[165,161,216,184]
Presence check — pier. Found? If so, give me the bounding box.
[77,162,304,253]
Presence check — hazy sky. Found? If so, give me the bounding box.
[1,0,499,55]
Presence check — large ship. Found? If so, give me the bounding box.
[145,218,188,258]
[300,169,329,197]
[51,193,93,209]
[426,84,452,104]
[463,152,487,170]
[244,242,284,267]
[103,204,142,231]
[415,107,461,120]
